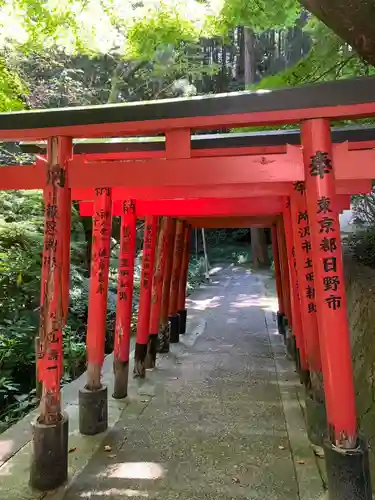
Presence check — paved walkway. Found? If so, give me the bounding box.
[0,266,326,500]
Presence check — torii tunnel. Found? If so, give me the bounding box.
[1,76,375,499]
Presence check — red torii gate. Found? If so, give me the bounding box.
[1,76,375,499]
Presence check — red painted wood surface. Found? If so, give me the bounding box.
[114,200,137,363]
[283,204,308,369]
[302,119,357,446]
[68,154,302,189]
[177,225,191,311]
[78,197,286,218]
[72,183,291,201]
[86,188,112,367]
[277,218,292,327]
[271,224,285,316]
[290,188,321,373]
[37,138,69,422]
[59,138,73,324]
[160,219,177,325]
[0,150,373,191]
[71,179,369,202]
[149,217,172,334]
[1,102,375,141]
[135,216,158,345]
[168,221,185,316]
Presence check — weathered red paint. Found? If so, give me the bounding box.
[135,216,158,345]
[149,217,172,335]
[59,138,73,324]
[277,218,292,327]
[290,188,321,373]
[283,204,308,370]
[37,137,68,423]
[177,225,191,312]
[271,224,285,316]
[86,188,112,372]
[114,200,137,364]
[160,219,177,326]
[78,197,285,218]
[302,119,357,447]
[68,154,302,189]
[169,221,185,317]
[72,183,291,201]
[1,151,373,192]
[2,101,375,141]
[165,128,191,159]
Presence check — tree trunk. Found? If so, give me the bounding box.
[300,0,375,66]
[244,26,270,269]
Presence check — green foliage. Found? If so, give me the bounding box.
[347,229,375,269]
[126,8,197,61]
[0,58,25,111]
[211,0,300,34]
[256,19,374,91]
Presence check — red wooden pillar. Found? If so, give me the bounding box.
[302,120,355,439]
[158,218,177,352]
[30,137,71,491]
[302,119,371,499]
[146,217,171,368]
[168,220,185,343]
[283,203,308,374]
[271,223,285,335]
[113,200,137,399]
[79,187,112,436]
[59,138,72,325]
[277,218,292,330]
[134,215,158,378]
[290,185,323,392]
[177,224,191,334]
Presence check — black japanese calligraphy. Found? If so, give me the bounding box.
[308,303,317,313]
[293,181,305,194]
[320,237,337,253]
[323,275,340,292]
[298,211,308,224]
[317,196,332,214]
[325,294,341,310]
[299,226,310,238]
[309,151,332,179]
[323,257,337,273]
[304,258,313,269]
[319,217,335,234]
[306,285,315,300]
[301,240,311,254]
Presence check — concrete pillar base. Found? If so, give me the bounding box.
[177,309,187,334]
[30,412,69,491]
[277,311,286,336]
[169,314,180,343]
[112,359,129,399]
[79,385,108,435]
[157,322,170,353]
[133,343,147,379]
[145,333,158,369]
[324,436,372,500]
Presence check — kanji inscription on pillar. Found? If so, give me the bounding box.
[294,183,317,315]
[311,161,343,312]
[114,199,136,363]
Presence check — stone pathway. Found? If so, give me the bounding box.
[0,266,326,500]
[61,267,325,500]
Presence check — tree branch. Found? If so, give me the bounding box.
[300,0,375,66]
